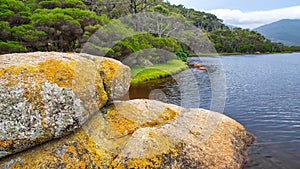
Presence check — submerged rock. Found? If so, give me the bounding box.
[0,52,131,158]
[0,100,254,168]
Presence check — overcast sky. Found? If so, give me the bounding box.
[167,0,300,29]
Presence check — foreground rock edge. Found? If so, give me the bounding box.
[0,99,255,169]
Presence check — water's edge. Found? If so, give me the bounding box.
[129,53,300,168]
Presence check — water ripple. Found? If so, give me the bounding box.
[130,53,300,168]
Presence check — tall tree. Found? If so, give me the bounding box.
[129,0,158,14]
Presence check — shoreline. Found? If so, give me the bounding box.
[130,60,188,84]
[189,51,296,57]
[130,52,300,85]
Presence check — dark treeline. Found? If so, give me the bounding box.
[0,0,289,57]
[283,46,300,52]
[209,28,284,53]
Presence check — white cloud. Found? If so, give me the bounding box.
[207,6,300,29]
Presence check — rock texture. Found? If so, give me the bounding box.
[0,52,131,158]
[0,100,255,168]
[89,56,131,100]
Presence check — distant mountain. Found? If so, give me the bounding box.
[225,24,237,30]
[254,19,300,46]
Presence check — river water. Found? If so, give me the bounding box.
[129,53,300,168]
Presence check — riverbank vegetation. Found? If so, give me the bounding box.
[283,46,300,52]
[131,59,188,84]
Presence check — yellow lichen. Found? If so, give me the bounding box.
[159,107,178,121]
[92,57,131,99]
[105,109,140,135]
[0,99,184,168]
[93,58,120,88]
[66,145,77,155]
[110,142,184,168]
[78,161,86,169]
[62,153,69,162]
[7,128,112,168]
[103,103,179,137]
[66,164,72,169]
[38,58,75,88]
[0,64,44,109]
[82,154,89,160]
[0,141,9,148]
[0,57,108,116]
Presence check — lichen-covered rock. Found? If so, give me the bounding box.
[0,52,131,158]
[0,100,254,168]
[89,55,131,100]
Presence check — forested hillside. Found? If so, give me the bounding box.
[0,0,284,56]
[158,2,284,53]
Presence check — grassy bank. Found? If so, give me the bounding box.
[131,60,188,84]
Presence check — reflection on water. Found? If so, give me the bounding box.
[129,53,300,169]
[130,68,212,109]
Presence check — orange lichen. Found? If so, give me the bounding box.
[93,58,120,87]
[0,97,254,168]
[38,58,75,88]
[66,164,72,169]
[6,128,112,169]
[92,57,131,99]
[0,141,9,148]
[0,64,44,109]
[62,153,69,162]
[0,57,108,115]
[159,107,178,121]
[105,109,140,135]
[0,55,110,159]
[110,142,184,168]
[82,154,89,160]
[104,104,179,137]
[66,145,77,155]
[78,161,86,169]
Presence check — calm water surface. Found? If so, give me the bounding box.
[129,53,300,168]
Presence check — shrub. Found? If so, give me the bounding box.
[176,48,188,62]
[0,41,26,54]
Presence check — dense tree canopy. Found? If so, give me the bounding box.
[159,2,227,32]
[0,0,288,56]
[208,28,283,53]
[0,0,106,54]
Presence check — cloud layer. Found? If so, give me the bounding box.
[208,6,300,29]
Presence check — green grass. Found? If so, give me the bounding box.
[131,60,188,84]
